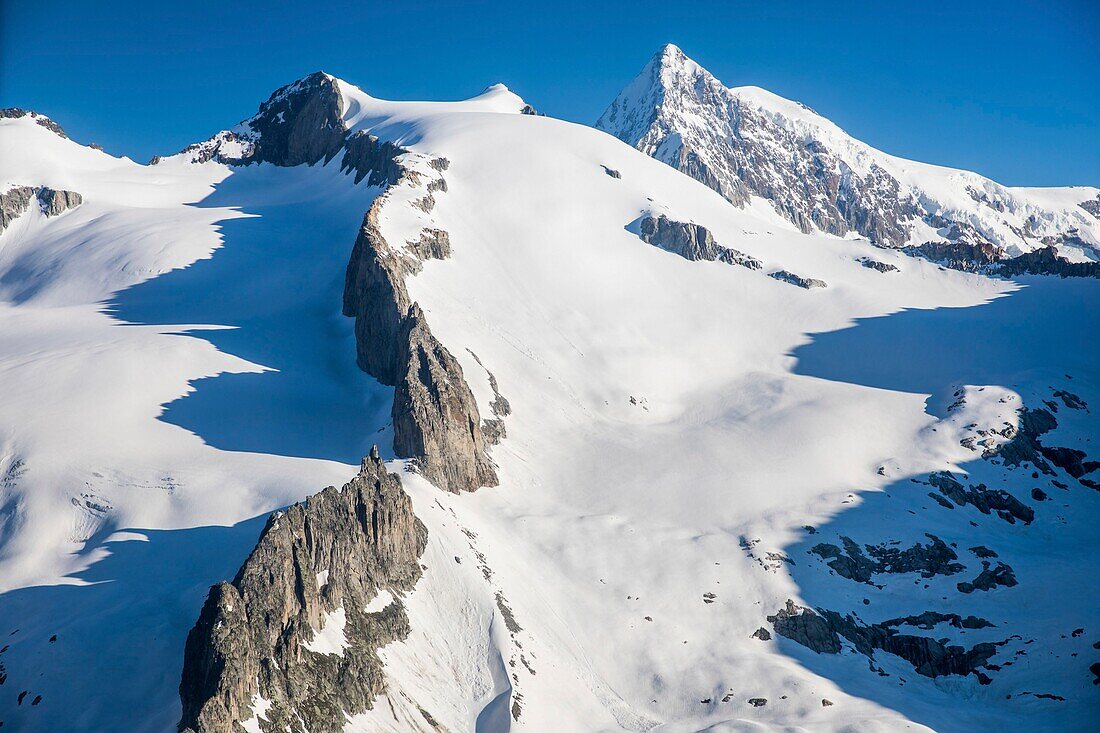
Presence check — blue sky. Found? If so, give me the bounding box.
[2,0,1097,186]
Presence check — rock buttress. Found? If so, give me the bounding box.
[178,454,427,733]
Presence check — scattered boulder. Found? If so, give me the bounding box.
[747,697,767,707]
[751,627,772,641]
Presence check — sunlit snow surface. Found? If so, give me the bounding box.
[0,81,1097,733]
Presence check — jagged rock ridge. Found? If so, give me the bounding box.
[178,453,427,733]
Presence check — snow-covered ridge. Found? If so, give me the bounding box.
[597,44,1100,262]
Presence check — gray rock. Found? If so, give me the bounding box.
[1,186,35,233]
[341,131,405,186]
[992,245,1100,279]
[769,270,827,289]
[1,186,82,235]
[927,471,1034,525]
[602,165,622,179]
[244,72,348,167]
[178,453,427,733]
[35,187,82,217]
[811,534,963,584]
[406,228,452,264]
[751,627,772,641]
[638,214,762,270]
[957,561,1017,594]
[767,599,842,654]
[771,600,999,683]
[343,198,413,385]
[342,163,498,493]
[859,258,899,273]
[0,108,68,138]
[393,304,498,493]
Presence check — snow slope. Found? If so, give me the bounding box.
[1,72,1098,733]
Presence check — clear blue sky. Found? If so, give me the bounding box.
[2,0,1097,186]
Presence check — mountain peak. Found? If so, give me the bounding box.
[597,46,1099,259]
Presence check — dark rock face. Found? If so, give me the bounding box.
[245,72,347,167]
[859,258,899,273]
[392,304,498,493]
[602,165,622,179]
[343,200,414,385]
[769,600,999,683]
[880,611,994,630]
[811,534,963,584]
[901,240,1003,272]
[178,454,427,733]
[1,186,35,233]
[993,407,1059,473]
[341,131,405,186]
[957,561,1018,594]
[638,214,762,270]
[1080,195,1100,219]
[1,185,83,234]
[342,157,498,493]
[927,471,1034,525]
[406,228,452,265]
[0,108,68,138]
[767,600,842,654]
[35,187,82,217]
[993,246,1100,279]
[769,270,827,289]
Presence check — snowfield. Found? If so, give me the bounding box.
[0,72,1097,733]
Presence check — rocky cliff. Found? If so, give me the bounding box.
[1,185,82,234]
[342,157,498,493]
[178,452,427,733]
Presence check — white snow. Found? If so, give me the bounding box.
[304,607,351,656]
[0,71,1096,733]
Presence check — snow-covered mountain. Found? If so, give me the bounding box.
[0,62,1098,733]
[597,44,1100,269]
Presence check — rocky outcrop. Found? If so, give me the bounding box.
[767,600,841,653]
[769,270,827,289]
[242,72,348,167]
[1,185,83,235]
[957,561,1018,594]
[902,240,1003,272]
[0,108,68,138]
[342,156,498,493]
[1,186,35,233]
[992,245,1100,279]
[178,452,427,733]
[637,214,762,269]
[769,600,1000,684]
[341,131,405,186]
[35,187,82,217]
[811,534,963,584]
[392,305,498,492]
[927,471,1034,525]
[859,258,899,273]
